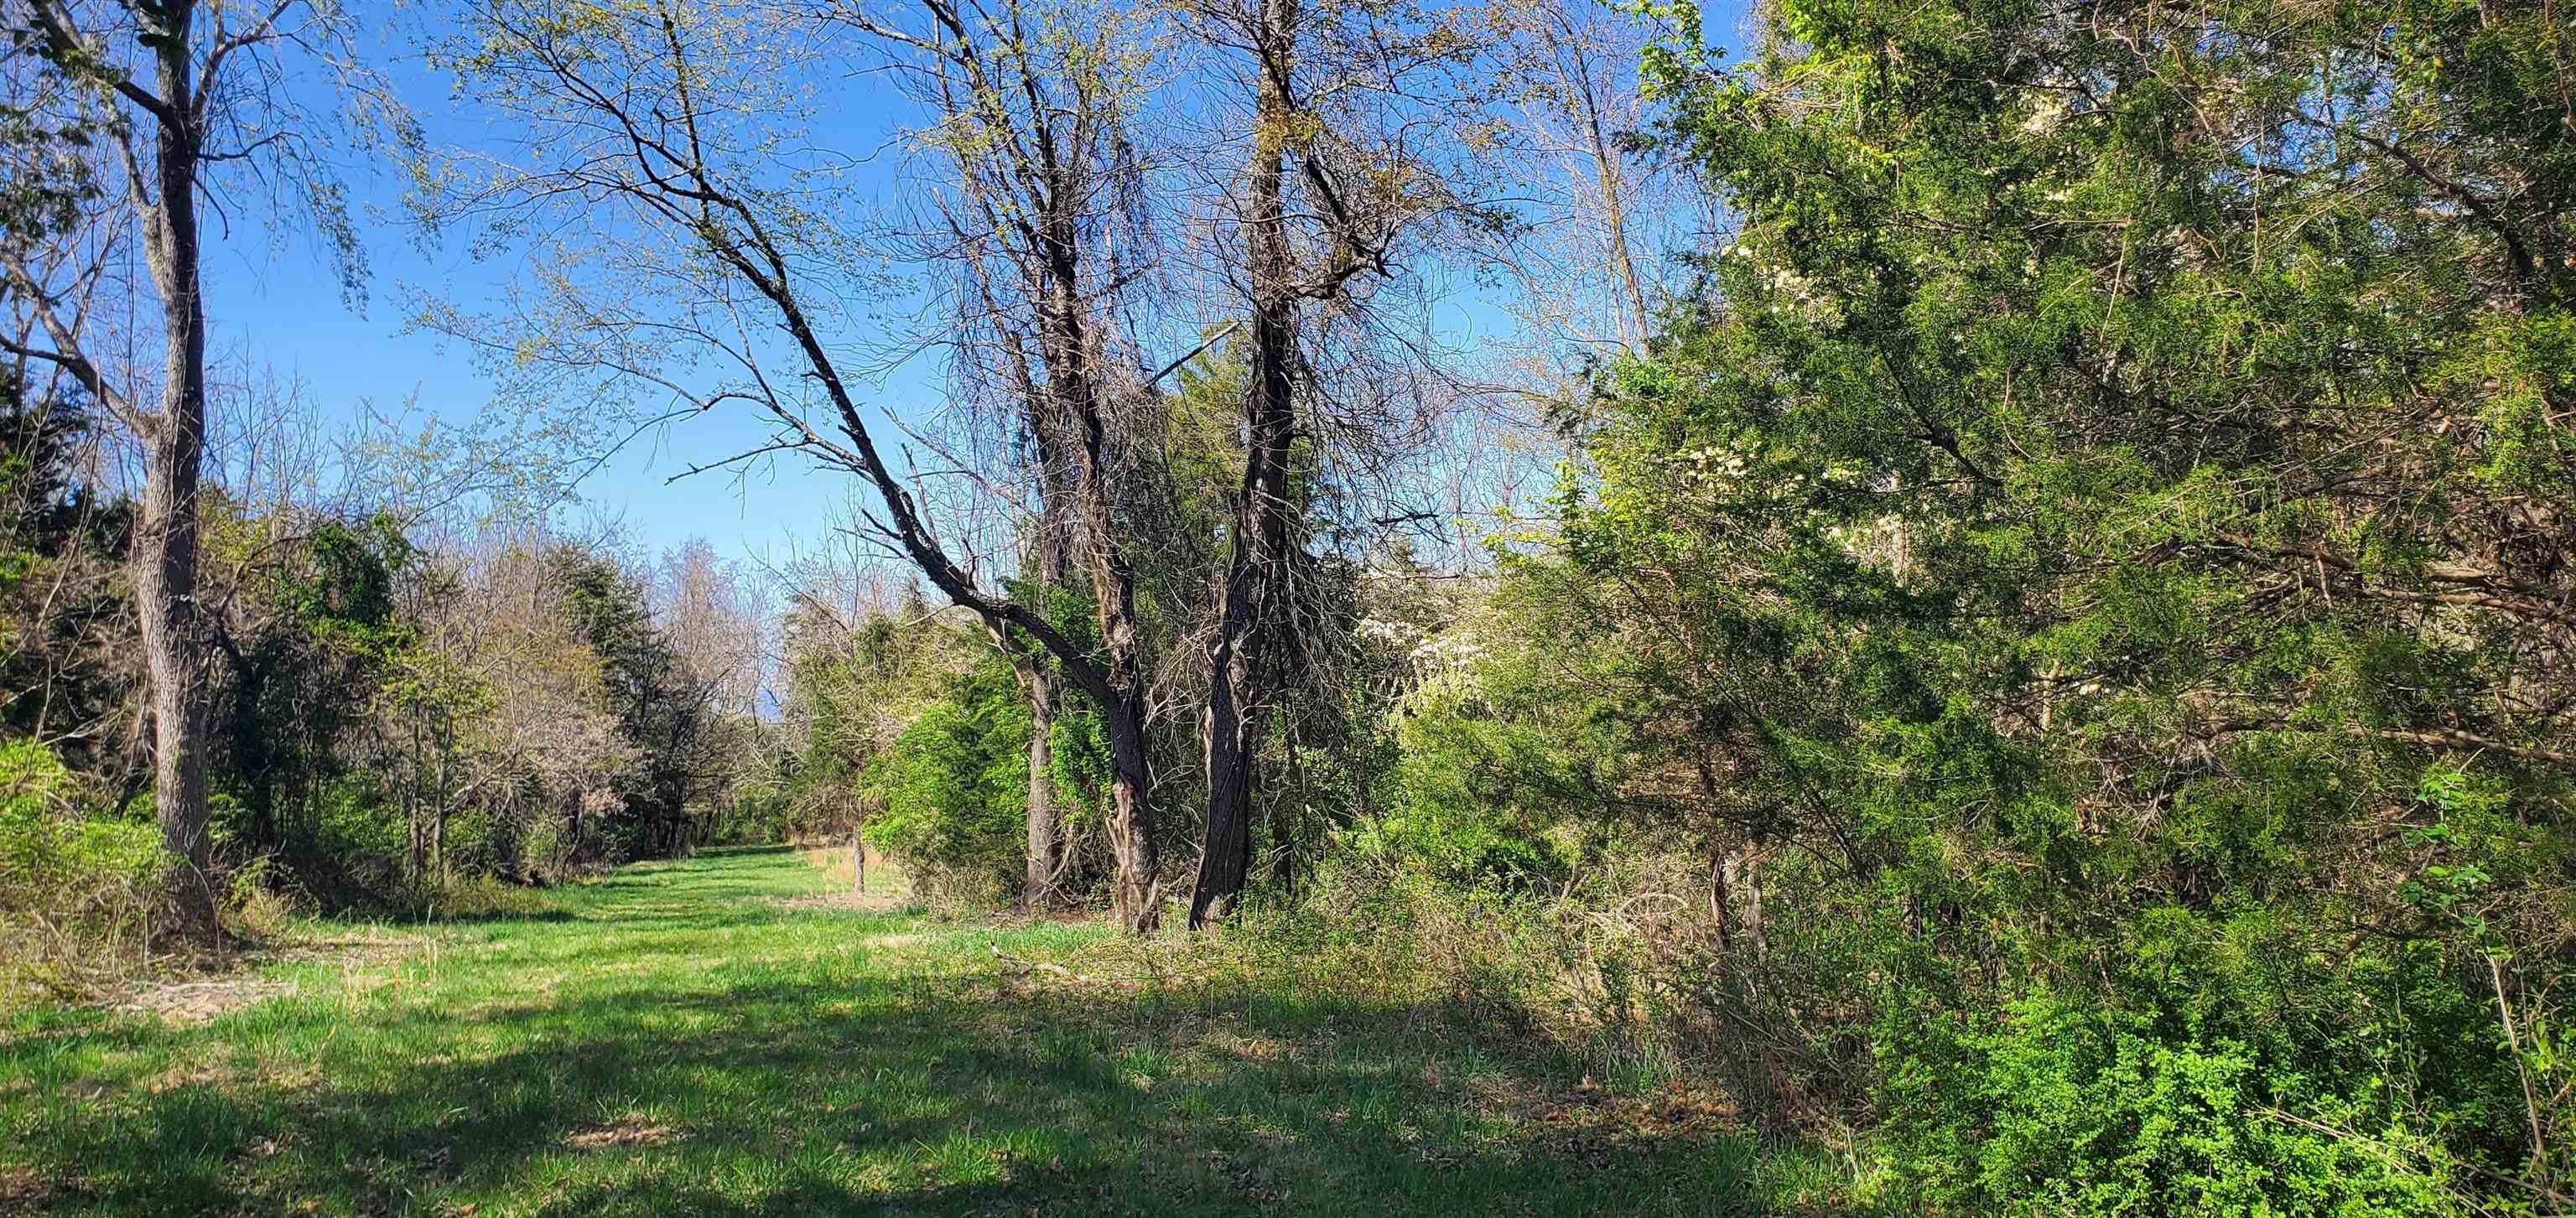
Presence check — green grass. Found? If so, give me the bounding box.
[0,847,1870,1215]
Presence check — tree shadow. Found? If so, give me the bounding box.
[5,855,1869,1215]
[403,908,584,926]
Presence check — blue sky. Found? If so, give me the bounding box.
[201,49,940,575]
[212,211,915,573]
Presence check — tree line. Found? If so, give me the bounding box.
[2,362,776,956]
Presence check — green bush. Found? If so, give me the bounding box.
[0,739,164,1000]
[1877,944,2512,1215]
[274,780,413,905]
[1376,651,1591,897]
[862,657,1033,907]
[1348,797,1571,897]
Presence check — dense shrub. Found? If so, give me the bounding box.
[1878,971,2494,1215]
[861,657,1035,907]
[0,739,164,998]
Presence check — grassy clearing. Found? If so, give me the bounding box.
[0,847,1870,1215]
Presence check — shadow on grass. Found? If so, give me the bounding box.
[5,853,1867,1217]
[406,908,584,927]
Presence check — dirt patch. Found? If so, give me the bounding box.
[96,932,415,1026]
[1,1163,70,1209]
[236,1132,302,1163]
[564,1119,681,1152]
[1520,1078,1742,1164]
[1208,1029,1293,1062]
[109,977,298,1026]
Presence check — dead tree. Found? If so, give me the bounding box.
[844,0,1173,925]
[1182,0,1490,927]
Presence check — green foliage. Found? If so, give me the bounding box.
[1376,639,1587,895]
[1882,980,2465,1216]
[273,515,413,650]
[861,655,1036,906]
[1367,0,2576,1206]
[553,546,709,858]
[0,739,162,1000]
[0,737,157,894]
[0,377,135,780]
[217,507,418,866]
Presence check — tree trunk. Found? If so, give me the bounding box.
[1581,88,1649,348]
[1272,738,1301,901]
[564,788,584,878]
[1191,0,1301,930]
[136,0,218,941]
[434,716,452,884]
[850,820,865,894]
[1102,692,1158,932]
[1699,761,1727,947]
[1023,659,1059,910]
[1709,851,1732,949]
[405,723,423,883]
[1192,656,1259,928]
[1038,226,1160,932]
[1721,846,1770,960]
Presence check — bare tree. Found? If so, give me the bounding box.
[652,537,771,842]
[1,0,389,939]
[654,539,766,720]
[1179,0,1495,926]
[1488,0,1665,350]
[383,531,641,884]
[839,0,1172,915]
[423,0,1179,930]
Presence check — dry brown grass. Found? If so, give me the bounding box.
[563,1118,683,1152]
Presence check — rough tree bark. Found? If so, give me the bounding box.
[1062,367,1161,933]
[1191,0,1302,929]
[124,0,221,939]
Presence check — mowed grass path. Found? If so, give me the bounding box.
[1,847,1850,1216]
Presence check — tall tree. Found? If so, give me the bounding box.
[1486,0,1701,354]
[843,0,1168,916]
[2,0,381,938]
[1182,0,1490,925]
